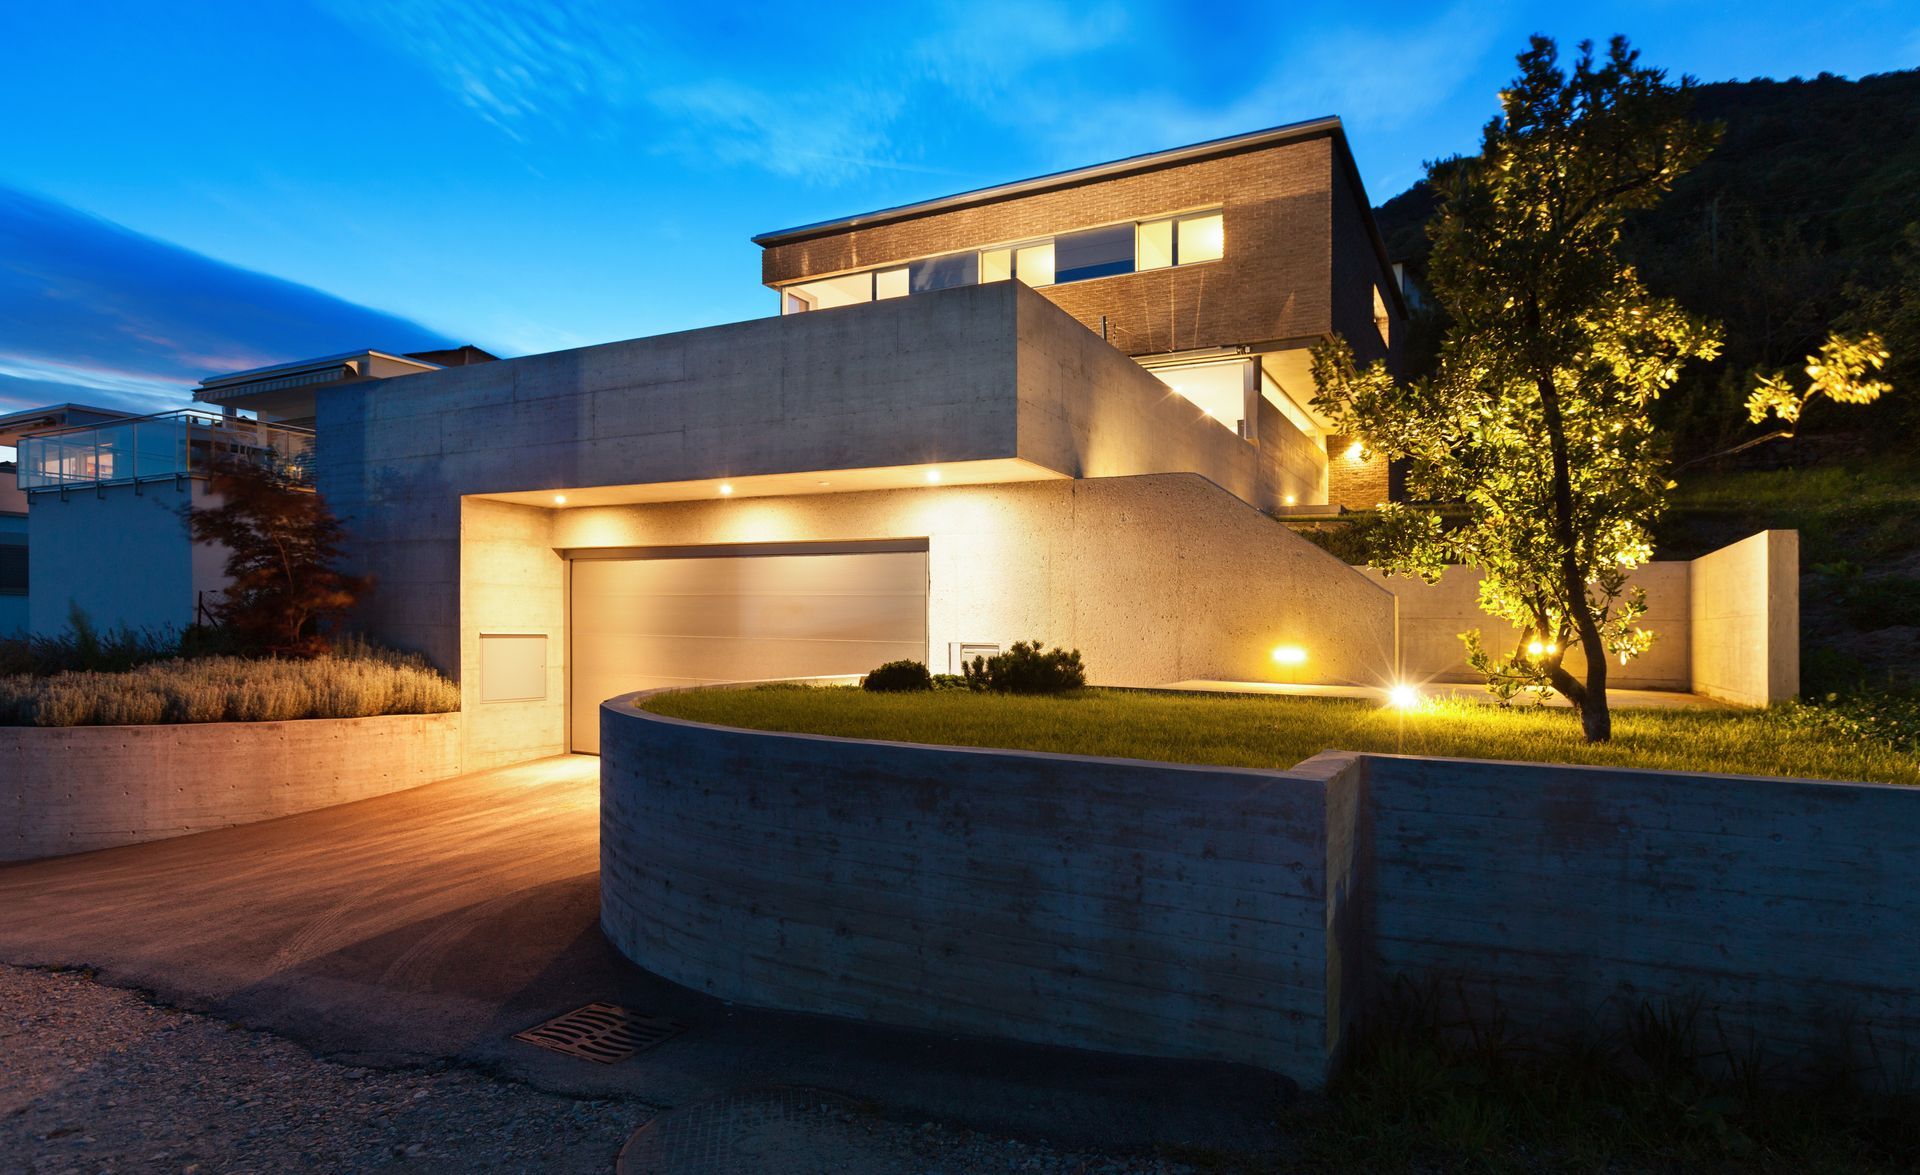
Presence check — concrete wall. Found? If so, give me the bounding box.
[26,480,227,636]
[554,474,1396,688]
[602,694,1361,1085]
[1366,563,1693,692]
[1691,530,1799,706]
[1357,751,1920,1081]
[600,708,1920,1087]
[1364,531,1798,702]
[1,712,462,861]
[461,498,567,770]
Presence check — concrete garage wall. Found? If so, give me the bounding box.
[1357,752,1920,1080]
[555,474,1396,687]
[461,498,567,770]
[602,695,1364,1085]
[601,705,1920,1087]
[1,712,462,861]
[1364,532,1799,703]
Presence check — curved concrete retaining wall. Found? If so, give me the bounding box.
[2,712,463,862]
[601,692,1363,1085]
[603,693,1920,1087]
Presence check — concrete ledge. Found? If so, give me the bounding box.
[2,712,463,862]
[601,691,1364,1086]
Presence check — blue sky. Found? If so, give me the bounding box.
[2,0,1916,416]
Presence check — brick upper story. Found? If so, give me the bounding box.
[755,119,1404,369]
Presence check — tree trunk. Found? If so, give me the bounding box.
[1535,368,1612,742]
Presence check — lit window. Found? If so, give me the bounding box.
[1014,241,1054,286]
[875,267,909,300]
[1177,212,1224,264]
[782,289,812,314]
[980,248,1012,283]
[1136,219,1174,271]
[781,270,875,313]
[1373,285,1391,347]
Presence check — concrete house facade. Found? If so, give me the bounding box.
[305,119,1409,760]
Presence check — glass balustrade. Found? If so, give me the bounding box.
[15,410,315,491]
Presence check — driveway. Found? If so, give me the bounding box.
[0,755,1284,1153]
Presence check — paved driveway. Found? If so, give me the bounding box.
[0,755,1283,1152]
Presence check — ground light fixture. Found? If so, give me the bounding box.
[925,468,942,483]
[552,494,567,505]
[1270,644,1308,666]
[1387,683,1420,709]
[718,483,734,496]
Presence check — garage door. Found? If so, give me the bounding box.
[568,541,928,752]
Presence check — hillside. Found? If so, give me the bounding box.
[1373,67,1920,458]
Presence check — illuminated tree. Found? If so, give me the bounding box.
[189,460,367,657]
[1677,330,1893,469]
[1312,36,1722,742]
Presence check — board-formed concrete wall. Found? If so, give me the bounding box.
[1,712,462,862]
[601,694,1364,1086]
[1358,751,1920,1080]
[601,703,1920,1087]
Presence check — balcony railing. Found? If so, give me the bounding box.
[15,409,316,491]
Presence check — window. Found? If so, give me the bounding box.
[1136,210,1224,270]
[1149,358,1251,438]
[1054,223,1135,283]
[0,540,24,596]
[980,248,1012,283]
[910,252,978,293]
[1373,285,1391,347]
[1014,241,1055,286]
[1136,219,1174,271]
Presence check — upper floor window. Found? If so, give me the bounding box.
[777,208,1223,314]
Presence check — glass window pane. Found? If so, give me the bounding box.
[782,290,811,314]
[1054,223,1135,283]
[1177,213,1224,264]
[1014,242,1054,287]
[980,248,1012,283]
[1136,220,1173,270]
[909,252,979,293]
[875,267,909,299]
[786,271,873,309]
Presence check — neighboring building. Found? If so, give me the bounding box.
[5,350,494,637]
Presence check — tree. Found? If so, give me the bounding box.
[1312,36,1722,742]
[1675,330,1892,470]
[188,459,367,657]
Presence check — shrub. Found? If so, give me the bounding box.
[1843,575,1920,631]
[861,659,932,692]
[0,605,183,677]
[961,641,1086,694]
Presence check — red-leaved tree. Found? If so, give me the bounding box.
[189,460,368,657]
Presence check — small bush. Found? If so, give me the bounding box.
[861,659,933,692]
[962,641,1086,694]
[1843,575,1920,631]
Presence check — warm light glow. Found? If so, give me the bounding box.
[552,494,567,505]
[1527,640,1544,656]
[1344,441,1366,461]
[1283,494,1297,506]
[718,483,734,496]
[1387,684,1420,709]
[1547,642,1559,655]
[1271,644,1308,666]
[925,468,942,483]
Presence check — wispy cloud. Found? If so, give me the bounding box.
[0,186,454,414]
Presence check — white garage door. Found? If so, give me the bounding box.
[569,542,928,752]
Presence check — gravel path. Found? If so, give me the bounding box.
[1,966,1225,1174]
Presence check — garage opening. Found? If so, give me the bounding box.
[566,540,929,752]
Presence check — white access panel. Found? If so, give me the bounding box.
[568,547,928,752]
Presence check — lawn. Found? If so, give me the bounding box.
[643,685,1920,785]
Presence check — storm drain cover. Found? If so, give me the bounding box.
[513,1002,685,1064]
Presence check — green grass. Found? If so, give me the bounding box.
[643,685,1920,785]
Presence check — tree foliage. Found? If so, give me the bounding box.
[188,460,367,657]
[1313,36,1722,742]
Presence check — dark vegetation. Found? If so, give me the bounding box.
[1285,980,1920,1173]
[1376,67,1920,461]
[860,659,933,692]
[861,642,1087,696]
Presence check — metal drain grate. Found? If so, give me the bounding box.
[513,1002,685,1064]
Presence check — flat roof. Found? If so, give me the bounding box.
[752,116,1344,247]
[197,349,440,390]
